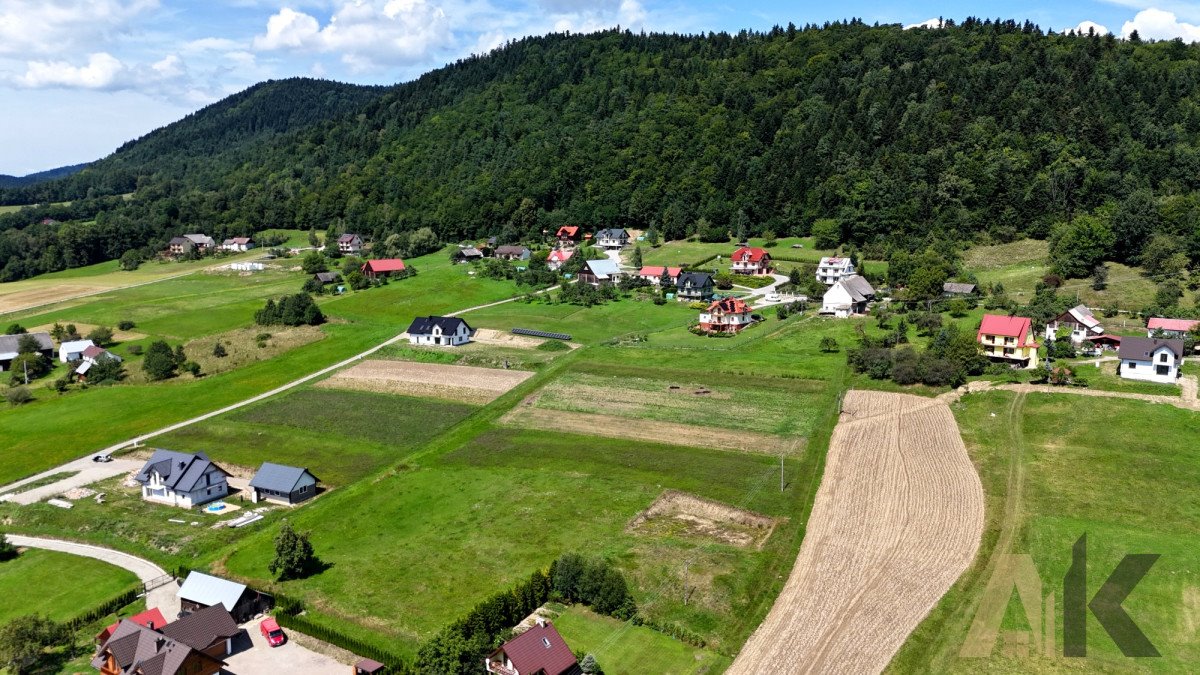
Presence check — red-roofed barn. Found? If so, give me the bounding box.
[361,259,407,279]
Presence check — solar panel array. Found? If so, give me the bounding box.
[512,328,572,341]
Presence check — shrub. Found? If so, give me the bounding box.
[212,343,227,358]
[3,387,32,407]
[255,293,324,326]
[86,326,114,347]
[0,533,15,562]
[125,344,143,356]
[117,320,135,330]
[142,340,178,381]
[4,324,25,335]
[269,522,318,580]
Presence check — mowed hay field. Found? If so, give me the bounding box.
[729,391,984,674]
[892,392,1200,672]
[318,359,534,403]
[0,548,138,623]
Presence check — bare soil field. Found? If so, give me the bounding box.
[501,403,798,454]
[627,489,779,549]
[470,328,563,349]
[0,285,107,314]
[728,390,984,674]
[318,359,533,403]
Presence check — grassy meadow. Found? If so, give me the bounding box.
[553,605,732,674]
[891,392,1200,672]
[0,548,138,623]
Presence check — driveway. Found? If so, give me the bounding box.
[224,617,350,675]
[4,535,179,617]
[0,458,141,505]
[736,274,792,308]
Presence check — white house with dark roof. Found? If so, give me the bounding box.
[337,233,363,254]
[1118,337,1185,385]
[135,450,230,508]
[595,228,630,249]
[220,237,253,252]
[407,316,474,346]
[821,275,875,318]
[1046,304,1103,344]
[249,462,319,505]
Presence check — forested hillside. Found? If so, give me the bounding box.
[4,18,1200,282]
[0,164,88,189]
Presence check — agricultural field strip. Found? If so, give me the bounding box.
[317,359,534,404]
[728,391,984,674]
[0,290,541,496]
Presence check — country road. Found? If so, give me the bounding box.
[0,287,555,498]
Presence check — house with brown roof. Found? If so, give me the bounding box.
[485,620,581,675]
[731,246,772,275]
[92,619,224,675]
[1118,337,1185,385]
[699,297,754,333]
[1045,305,1103,345]
[96,608,167,645]
[338,233,364,255]
[555,226,581,247]
[495,245,531,261]
[219,237,254,252]
[160,604,240,658]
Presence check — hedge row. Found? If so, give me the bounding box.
[64,585,141,631]
[275,597,414,674]
[682,254,718,269]
[632,615,708,648]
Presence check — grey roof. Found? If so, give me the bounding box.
[584,259,622,279]
[595,228,628,239]
[94,619,218,675]
[676,271,714,288]
[183,234,213,245]
[160,604,239,651]
[458,246,483,257]
[314,272,340,283]
[135,449,229,493]
[495,245,530,256]
[943,282,976,294]
[406,315,473,336]
[838,275,876,302]
[178,571,247,613]
[338,233,361,243]
[0,332,52,358]
[1118,336,1184,361]
[249,462,318,493]
[1063,304,1101,330]
[169,236,191,246]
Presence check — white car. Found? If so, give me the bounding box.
[765,293,781,302]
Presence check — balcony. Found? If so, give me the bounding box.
[486,661,517,675]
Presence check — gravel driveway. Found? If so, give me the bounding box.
[224,617,350,674]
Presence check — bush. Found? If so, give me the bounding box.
[125,344,143,356]
[117,320,135,330]
[86,326,114,347]
[142,340,178,381]
[269,522,318,580]
[4,324,25,335]
[7,354,48,386]
[212,343,227,358]
[0,533,16,562]
[255,293,324,326]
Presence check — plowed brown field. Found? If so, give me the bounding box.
[317,359,533,403]
[728,390,984,674]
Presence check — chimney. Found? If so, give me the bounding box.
[147,621,154,630]
[155,637,166,651]
[535,617,546,628]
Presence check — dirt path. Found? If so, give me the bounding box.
[727,391,985,674]
[4,534,179,617]
[958,375,1200,411]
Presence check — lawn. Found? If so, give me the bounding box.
[0,548,139,623]
[1068,362,1183,397]
[891,392,1200,672]
[466,296,696,344]
[553,605,731,674]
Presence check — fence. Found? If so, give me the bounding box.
[273,595,414,674]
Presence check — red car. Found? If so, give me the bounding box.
[260,617,286,647]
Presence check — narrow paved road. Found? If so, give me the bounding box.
[4,534,179,617]
[0,287,554,497]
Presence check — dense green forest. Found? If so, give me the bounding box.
[0,163,88,189]
[4,18,1200,282]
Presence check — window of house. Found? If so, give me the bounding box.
[1156,365,1170,376]
[1160,353,1168,363]
[1128,362,1136,369]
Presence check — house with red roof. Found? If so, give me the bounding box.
[555,226,582,247]
[546,249,574,271]
[1146,317,1200,339]
[977,314,1040,369]
[95,608,167,644]
[485,620,581,675]
[699,297,755,333]
[360,258,406,279]
[731,246,772,275]
[638,265,682,286]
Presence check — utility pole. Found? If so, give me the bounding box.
[23,359,28,385]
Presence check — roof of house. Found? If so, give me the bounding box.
[93,619,222,675]
[638,266,682,278]
[1118,336,1185,361]
[0,332,53,357]
[407,315,473,336]
[493,622,578,675]
[223,237,252,245]
[338,233,361,243]
[732,246,770,262]
[494,245,530,256]
[60,339,95,354]
[1089,334,1123,344]
[134,450,230,493]
[828,275,875,302]
[458,247,484,257]
[1147,317,1200,332]
[943,282,977,294]
[97,608,168,643]
[978,314,1037,346]
[584,259,622,279]
[1060,305,1101,330]
[249,462,318,494]
[183,234,212,245]
[676,271,713,287]
[819,256,853,267]
[596,228,628,239]
[548,249,574,262]
[177,572,247,613]
[314,272,340,283]
[556,225,580,237]
[168,236,190,246]
[707,297,751,314]
[160,604,239,651]
[362,258,406,273]
[82,345,107,359]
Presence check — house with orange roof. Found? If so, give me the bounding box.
[699,297,754,333]
[977,314,1040,369]
[730,246,772,275]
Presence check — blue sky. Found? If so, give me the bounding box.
[3,0,1200,175]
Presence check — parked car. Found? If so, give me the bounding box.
[765,293,781,302]
[260,617,286,647]
[92,455,113,463]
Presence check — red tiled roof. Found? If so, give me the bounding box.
[1147,317,1200,332]
[557,226,580,237]
[707,297,751,314]
[362,259,406,273]
[732,246,770,262]
[494,623,577,675]
[548,250,573,262]
[96,608,167,643]
[82,345,107,359]
[978,314,1037,346]
[639,266,682,277]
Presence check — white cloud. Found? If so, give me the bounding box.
[182,37,244,54]
[1121,7,1200,40]
[253,1,452,70]
[152,54,185,78]
[0,0,159,55]
[15,52,126,89]
[1072,20,1111,35]
[904,18,942,30]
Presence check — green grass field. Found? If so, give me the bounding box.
[466,296,696,344]
[0,548,138,623]
[553,605,731,674]
[891,392,1200,672]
